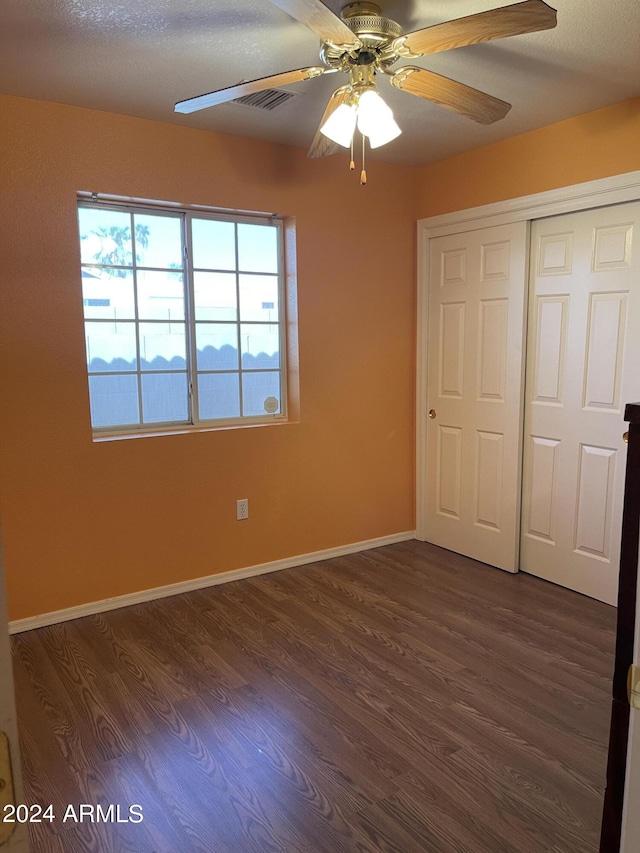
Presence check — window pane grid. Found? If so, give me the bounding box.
[192,268,279,276]
[84,264,183,273]
[184,212,199,424]
[86,318,189,325]
[235,223,245,417]
[193,319,280,325]
[79,203,285,432]
[196,367,280,373]
[132,212,145,426]
[87,368,188,376]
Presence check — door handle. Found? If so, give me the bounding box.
[623,431,629,443]
[428,409,437,419]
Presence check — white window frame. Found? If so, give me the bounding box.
[78,197,289,437]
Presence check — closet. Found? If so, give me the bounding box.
[418,193,640,606]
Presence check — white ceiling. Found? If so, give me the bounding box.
[1,0,639,166]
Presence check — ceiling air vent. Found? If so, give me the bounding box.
[232,88,296,111]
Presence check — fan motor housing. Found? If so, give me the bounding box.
[321,2,402,68]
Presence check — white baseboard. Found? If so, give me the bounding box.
[9,531,416,634]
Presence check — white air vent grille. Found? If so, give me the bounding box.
[232,89,296,111]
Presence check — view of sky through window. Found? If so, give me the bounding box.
[78,204,284,431]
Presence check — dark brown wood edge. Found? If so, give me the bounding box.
[600,403,640,852]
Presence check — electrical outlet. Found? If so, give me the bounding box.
[236,499,249,520]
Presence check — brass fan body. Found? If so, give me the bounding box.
[321,2,418,114]
[321,3,402,73]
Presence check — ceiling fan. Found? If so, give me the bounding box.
[175,0,557,181]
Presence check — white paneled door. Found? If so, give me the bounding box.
[424,222,528,572]
[521,202,640,605]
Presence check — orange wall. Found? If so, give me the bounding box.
[5,93,639,622]
[0,95,418,621]
[417,97,640,218]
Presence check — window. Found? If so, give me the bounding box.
[78,200,288,434]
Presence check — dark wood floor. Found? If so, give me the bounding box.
[12,541,616,853]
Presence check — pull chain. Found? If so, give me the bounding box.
[349,134,355,171]
[360,133,367,186]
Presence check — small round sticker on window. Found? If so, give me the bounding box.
[264,396,279,414]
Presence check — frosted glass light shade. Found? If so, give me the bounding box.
[320,103,357,148]
[356,90,401,149]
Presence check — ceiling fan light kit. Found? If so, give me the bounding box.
[354,90,401,148]
[320,102,357,147]
[319,65,401,150]
[175,0,557,184]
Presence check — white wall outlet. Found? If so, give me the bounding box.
[236,499,249,520]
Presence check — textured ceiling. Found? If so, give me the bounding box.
[1,0,639,166]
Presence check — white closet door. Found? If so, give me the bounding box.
[423,222,527,572]
[521,202,640,605]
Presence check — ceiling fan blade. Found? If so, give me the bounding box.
[390,66,511,124]
[175,66,329,114]
[391,0,557,58]
[266,0,361,50]
[308,86,352,158]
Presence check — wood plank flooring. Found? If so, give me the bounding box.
[11,541,616,852]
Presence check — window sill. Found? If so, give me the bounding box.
[92,416,295,442]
